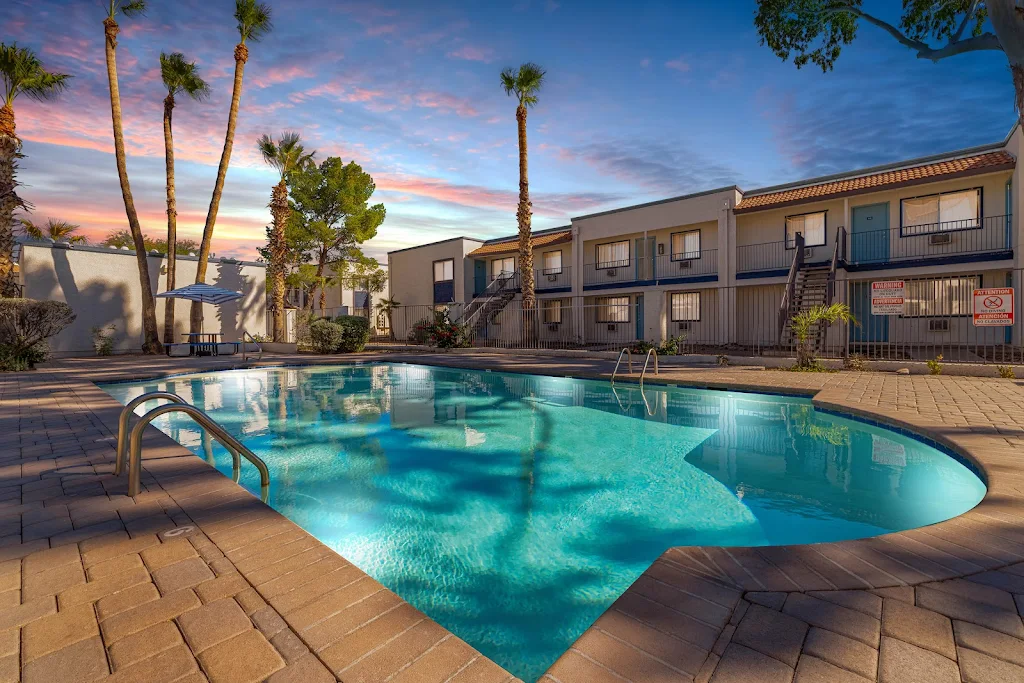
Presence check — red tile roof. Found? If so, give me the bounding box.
[734,151,1015,213]
[467,230,572,257]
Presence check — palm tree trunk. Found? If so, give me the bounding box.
[104,18,161,354]
[516,104,535,310]
[192,43,247,333]
[270,180,289,342]
[0,105,20,298]
[162,94,177,344]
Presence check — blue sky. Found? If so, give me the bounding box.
[6,0,1016,261]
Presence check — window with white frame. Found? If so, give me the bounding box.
[901,189,980,233]
[542,299,563,324]
[595,241,629,268]
[902,275,979,317]
[596,296,630,323]
[670,292,701,321]
[491,257,515,280]
[433,259,454,282]
[785,211,826,248]
[670,230,701,260]
[542,250,562,274]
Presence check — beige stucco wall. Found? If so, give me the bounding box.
[387,238,482,308]
[19,243,267,354]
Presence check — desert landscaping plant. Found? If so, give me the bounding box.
[997,365,1016,379]
[0,299,75,370]
[334,315,370,353]
[927,354,944,375]
[91,323,116,355]
[309,318,343,353]
[789,303,856,371]
[426,308,471,349]
[843,354,867,372]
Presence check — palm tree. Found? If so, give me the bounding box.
[20,218,87,244]
[790,303,857,370]
[0,43,70,297]
[375,296,400,341]
[160,52,210,343]
[500,62,545,311]
[191,0,273,333]
[102,0,161,353]
[258,132,314,342]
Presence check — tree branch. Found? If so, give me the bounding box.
[952,0,981,43]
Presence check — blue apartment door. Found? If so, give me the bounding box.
[851,203,889,264]
[635,295,644,341]
[850,281,888,343]
[473,260,487,297]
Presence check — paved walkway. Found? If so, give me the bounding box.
[0,351,1021,683]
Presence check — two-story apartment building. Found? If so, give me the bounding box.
[388,124,1023,360]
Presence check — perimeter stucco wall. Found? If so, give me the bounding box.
[19,243,267,354]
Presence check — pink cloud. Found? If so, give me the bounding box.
[411,91,478,117]
[665,58,690,72]
[250,65,316,89]
[447,45,495,63]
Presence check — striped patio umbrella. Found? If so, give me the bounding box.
[157,283,243,333]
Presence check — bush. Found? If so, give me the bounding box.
[996,365,1016,379]
[426,309,471,349]
[843,354,867,371]
[309,319,343,353]
[0,299,76,371]
[408,317,431,344]
[92,324,115,356]
[927,354,944,375]
[334,315,370,353]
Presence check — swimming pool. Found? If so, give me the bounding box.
[102,363,985,681]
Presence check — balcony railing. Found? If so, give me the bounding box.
[583,250,718,287]
[736,240,827,274]
[846,214,1011,267]
[535,266,572,290]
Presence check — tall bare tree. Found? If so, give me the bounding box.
[103,0,161,353]
[500,63,545,310]
[0,43,70,297]
[258,132,314,342]
[191,0,272,333]
[159,52,210,343]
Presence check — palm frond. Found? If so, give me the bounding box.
[236,0,274,44]
[0,42,71,106]
[257,133,280,172]
[160,52,211,101]
[118,0,147,18]
[258,131,314,179]
[19,218,43,240]
[499,62,545,107]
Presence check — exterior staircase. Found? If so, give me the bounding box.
[461,272,518,336]
[779,265,831,349]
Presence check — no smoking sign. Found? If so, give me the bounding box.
[973,288,1014,327]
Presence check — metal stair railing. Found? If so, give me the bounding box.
[115,392,270,502]
[462,272,519,329]
[778,232,805,344]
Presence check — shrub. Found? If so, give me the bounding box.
[789,303,856,370]
[408,317,432,344]
[927,354,944,375]
[0,299,76,371]
[91,324,116,356]
[309,319,343,354]
[997,365,1016,379]
[843,354,867,371]
[716,354,729,367]
[658,334,686,356]
[334,315,370,353]
[426,309,471,349]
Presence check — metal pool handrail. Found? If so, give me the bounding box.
[242,330,262,362]
[115,392,188,477]
[611,348,633,383]
[124,402,270,502]
[640,349,659,387]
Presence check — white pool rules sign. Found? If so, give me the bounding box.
[973,287,1014,326]
[871,281,905,316]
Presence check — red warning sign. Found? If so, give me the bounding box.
[973,288,1014,327]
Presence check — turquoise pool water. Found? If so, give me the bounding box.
[102,363,985,680]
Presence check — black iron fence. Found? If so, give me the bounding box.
[375,269,1024,364]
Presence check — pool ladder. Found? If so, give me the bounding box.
[114,392,270,502]
[610,348,633,383]
[241,330,263,362]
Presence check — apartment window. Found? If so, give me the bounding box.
[901,188,980,234]
[491,257,515,280]
[670,292,701,321]
[542,299,563,324]
[433,259,454,282]
[903,275,979,317]
[785,211,826,248]
[542,250,562,274]
[596,296,630,323]
[670,230,701,260]
[596,241,629,268]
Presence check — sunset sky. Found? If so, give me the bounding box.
[6,0,1017,263]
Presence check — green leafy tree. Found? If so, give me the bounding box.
[102,0,162,353]
[0,43,70,297]
[20,218,87,244]
[102,229,199,256]
[790,303,856,369]
[160,52,210,343]
[192,0,272,333]
[258,132,315,342]
[287,157,386,307]
[755,1,1024,125]
[500,62,545,310]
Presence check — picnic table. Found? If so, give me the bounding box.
[181,333,234,356]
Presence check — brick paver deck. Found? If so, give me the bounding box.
[0,351,1021,683]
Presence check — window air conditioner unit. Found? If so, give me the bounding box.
[929,233,952,245]
[677,322,692,332]
[607,324,617,331]
[546,274,558,282]
[929,319,950,332]
[606,268,617,276]
[803,248,814,259]
[678,260,692,270]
